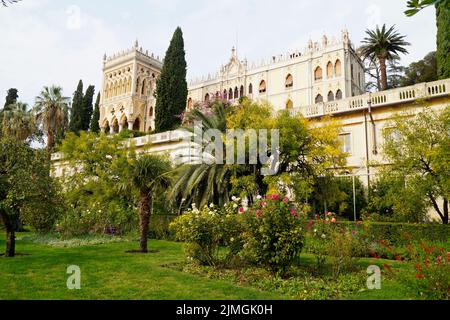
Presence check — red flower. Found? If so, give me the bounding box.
[261,201,267,207]
[415,264,423,272]
[395,255,402,261]
[416,274,424,279]
[290,209,298,217]
[306,220,313,230]
[239,207,244,213]
[256,209,262,218]
[272,194,279,201]
[265,195,271,199]
[282,197,289,203]
[331,217,337,223]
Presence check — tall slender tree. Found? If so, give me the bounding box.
[34,86,70,153]
[3,88,18,109]
[69,80,84,134]
[82,85,95,131]
[90,92,101,133]
[436,0,450,79]
[360,24,410,91]
[155,27,188,133]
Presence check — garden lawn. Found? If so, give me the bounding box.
[0,233,419,300]
[0,233,284,300]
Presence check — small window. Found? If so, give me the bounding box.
[314,67,323,81]
[229,88,233,99]
[315,94,323,104]
[327,91,335,102]
[326,62,333,78]
[149,107,154,117]
[234,87,239,99]
[285,74,293,89]
[286,99,293,109]
[248,83,253,94]
[336,89,343,100]
[205,93,210,102]
[187,98,193,109]
[259,80,266,93]
[339,133,352,154]
[335,59,342,77]
[223,89,227,100]
[240,85,244,97]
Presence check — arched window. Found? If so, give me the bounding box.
[149,107,154,117]
[205,93,210,102]
[112,119,119,134]
[335,60,342,77]
[234,87,238,99]
[314,67,323,81]
[315,94,323,103]
[223,89,227,100]
[133,118,140,131]
[187,98,193,109]
[259,80,266,93]
[336,89,343,100]
[135,77,141,94]
[113,81,118,96]
[286,99,293,109]
[216,91,220,100]
[127,77,132,92]
[285,74,293,88]
[327,91,335,102]
[141,79,146,95]
[122,80,126,94]
[326,62,333,78]
[240,85,244,97]
[248,83,253,94]
[104,121,110,134]
[229,88,233,99]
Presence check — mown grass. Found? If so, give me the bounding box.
[0,233,420,300]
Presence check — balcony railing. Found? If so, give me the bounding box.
[290,79,449,118]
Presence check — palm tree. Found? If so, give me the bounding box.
[360,24,410,91]
[169,101,233,211]
[1,102,36,142]
[131,155,171,253]
[34,86,70,153]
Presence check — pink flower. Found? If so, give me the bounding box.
[331,217,337,223]
[261,201,267,207]
[290,209,298,217]
[272,194,279,201]
[306,220,313,230]
[256,209,263,217]
[239,207,244,213]
[282,197,289,203]
[265,195,271,199]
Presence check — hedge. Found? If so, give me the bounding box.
[336,221,450,245]
[148,214,177,240]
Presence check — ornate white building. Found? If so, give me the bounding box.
[99,40,163,134]
[187,29,365,111]
[99,30,365,133]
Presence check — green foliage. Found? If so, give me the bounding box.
[58,131,137,236]
[155,27,188,132]
[69,80,84,133]
[0,102,37,142]
[360,24,410,90]
[400,51,438,86]
[170,203,244,267]
[436,0,450,79]
[0,137,63,242]
[3,88,18,109]
[34,85,70,152]
[82,85,95,131]
[240,195,305,275]
[381,107,450,223]
[90,92,101,133]
[405,0,443,16]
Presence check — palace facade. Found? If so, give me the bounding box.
[98,30,366,133]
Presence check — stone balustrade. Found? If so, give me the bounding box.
[290,79,449,118]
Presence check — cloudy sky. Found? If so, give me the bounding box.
[0,0,437,105]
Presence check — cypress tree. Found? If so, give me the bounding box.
[82,85,95,131]
[69,80,84,133]
[90,92,101,133]
[155,27,188,133]
[4,88,18,109]
[436,0,450,79]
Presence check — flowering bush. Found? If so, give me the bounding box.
[170,201,244,267]
[239,195,305,275]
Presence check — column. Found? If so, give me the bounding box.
[128,121,134,131]
[110,126,114,135]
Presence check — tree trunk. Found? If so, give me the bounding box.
[378,56,388,91]
[443,198,448,225]
[5,228,15,257]
[139,190,151,253]
[47,130,55,154]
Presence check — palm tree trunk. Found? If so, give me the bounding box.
[139,190,151,253]
[47,130,55,154]
[379,56,388,91]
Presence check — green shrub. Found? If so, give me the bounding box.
[170,202,244,267]
[336,221,450,245]
[240,195,305,275]
[149,215,177,240]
